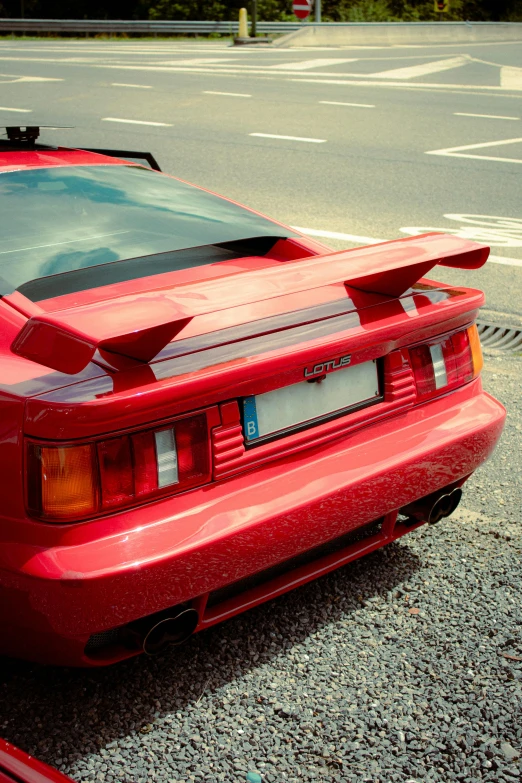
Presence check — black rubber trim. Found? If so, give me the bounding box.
[82,148,162,171]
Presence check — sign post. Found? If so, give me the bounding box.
[251,0,257,37]
[315,0,321,23]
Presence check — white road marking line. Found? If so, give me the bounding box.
[1,41,519,52]
[250,133,326,144]
[500,66,522,90]
[96,63,380,78]
[0,56,122,64]
[0,106,32,112]
[0,74,62,83]
[268,58,358,71]
[489,255,522,267]
[204,91,251,97]
[289,77,521,94]
[426,136,522,165]
[400,214,522,249]
[155,58,237,66]
[294,227,522,268]
[111,82,152,89]
[370,55,469,80]
[454,112,520,121]
[0,57,509,94]
[102,117,172,127]
[320,100,375,108]
[18,75,62,82]
[291,227,383,244]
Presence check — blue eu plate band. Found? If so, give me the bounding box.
[242,396,260,441]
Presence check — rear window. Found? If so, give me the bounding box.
[0,165,293,299]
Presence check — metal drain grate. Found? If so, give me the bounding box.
[477,321,522,352]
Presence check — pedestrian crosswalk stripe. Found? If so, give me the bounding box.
[370,56,469,80]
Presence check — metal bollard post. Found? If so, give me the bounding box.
[238,7,248,39]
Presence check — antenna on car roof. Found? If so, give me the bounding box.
[0,125,73,148]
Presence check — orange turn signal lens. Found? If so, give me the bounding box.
[27,443,98,520]
[467,324,483,377]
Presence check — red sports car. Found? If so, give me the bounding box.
[0,126,505,666]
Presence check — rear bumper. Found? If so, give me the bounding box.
[0,381,505,665]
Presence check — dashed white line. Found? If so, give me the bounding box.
[320,100,375,108]
[0,106,32,113]
[250,133,326,144]
[294,227,522,268]
[102,117,172,127]
[0,74,62,83]
[111,82,152,89]
[204,91,251,98]
[454,112,520,121]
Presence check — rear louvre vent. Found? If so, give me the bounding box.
[212,423,245,479]
[383,350,417,404]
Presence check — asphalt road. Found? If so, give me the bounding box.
[1,37,521,318]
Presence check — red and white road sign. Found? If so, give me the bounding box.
[293,0,312,20]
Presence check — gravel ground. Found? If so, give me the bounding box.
[1,350,521,783]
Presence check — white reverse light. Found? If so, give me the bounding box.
[155,428,179,487]
[429,343,448,390]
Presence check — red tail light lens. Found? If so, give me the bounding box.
[174,414,209,482]
[132,430,158,498]
[409,344,436,397]
[98,436,133,509]
[450,329,474,385]
[26,412,211,522]
[410,325,482,401]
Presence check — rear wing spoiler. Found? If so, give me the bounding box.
[11,233,488,375]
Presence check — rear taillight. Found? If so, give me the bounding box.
[26,413,210,522]
[27,443,99,520]
[410,325,483,401]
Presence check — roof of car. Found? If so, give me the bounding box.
[0,147,131,173]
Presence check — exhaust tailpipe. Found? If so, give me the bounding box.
[142,608,199,655]
[401,487,462,525]
[428,488,462,524]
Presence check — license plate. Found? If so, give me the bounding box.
[242,360,380,443]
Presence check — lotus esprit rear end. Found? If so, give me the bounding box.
[0,141,505,666]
